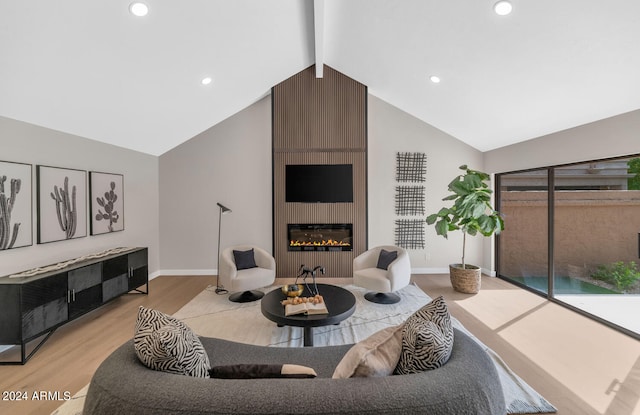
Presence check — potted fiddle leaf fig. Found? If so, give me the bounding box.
[426,165,504,293]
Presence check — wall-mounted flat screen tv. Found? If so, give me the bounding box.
[286,164,353,203]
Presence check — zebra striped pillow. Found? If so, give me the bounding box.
[394,296,453,374]
[134,306,211,378]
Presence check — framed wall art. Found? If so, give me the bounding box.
[90,171,124,235]
[37,165,87,244]
[0,160,32,250]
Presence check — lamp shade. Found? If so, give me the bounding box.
[217,203,232,214]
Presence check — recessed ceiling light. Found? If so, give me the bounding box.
[429,75,441,84]
[129,2,149,17]
[494,1,513,16]
[201,77,213,86]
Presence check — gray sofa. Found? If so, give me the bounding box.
[84,328,506,415]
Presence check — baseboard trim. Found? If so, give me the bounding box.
[483,268,497,277]
[157,268,449,277]
[411,267,450,274]
[151,268,496,279]
[412,267,496,276]
[152,269,216,280]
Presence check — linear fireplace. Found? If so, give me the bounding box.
[288,224,353,252]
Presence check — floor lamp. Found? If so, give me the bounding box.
[215,202,232,294]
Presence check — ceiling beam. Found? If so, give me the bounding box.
[314,0,324,78]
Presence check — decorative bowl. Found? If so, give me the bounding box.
[281,284,304,297]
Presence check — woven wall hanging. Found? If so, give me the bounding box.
[394,219,425,249]
[395,185,425,216]
[394,152,426,249]
[396,152,426,183]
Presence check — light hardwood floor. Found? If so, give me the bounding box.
[1,274,638,415]
[415,275,640,415]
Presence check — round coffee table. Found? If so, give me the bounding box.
[261,283,356,347]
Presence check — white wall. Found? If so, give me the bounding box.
[367,95,486,272]
[10,96,631,279]
[484,109,640,174]
[0,116,160,277]
[157,94,491,275]
[158,97,272,274]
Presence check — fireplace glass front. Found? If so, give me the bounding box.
[288,224,353,252]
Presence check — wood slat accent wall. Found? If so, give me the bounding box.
[273,66,366,152]
[272,65,367,277]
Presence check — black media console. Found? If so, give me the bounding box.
[0,247,148,364]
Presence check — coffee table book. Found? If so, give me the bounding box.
[284,301,328,316]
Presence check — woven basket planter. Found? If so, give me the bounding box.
[449,264,481,294]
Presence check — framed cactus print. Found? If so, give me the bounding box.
[0,160,32,250]
[90,171,124,235]
[37,165,87,244]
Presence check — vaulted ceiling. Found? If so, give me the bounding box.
[2,0,639,156]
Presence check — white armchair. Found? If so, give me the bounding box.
[219,245,276,302]
[353,245,411,304]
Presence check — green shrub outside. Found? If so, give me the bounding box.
[591,261,640,291]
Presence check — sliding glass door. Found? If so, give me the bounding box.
[497,156,640,338]
[497,169,549,294]
[553,158,640,334]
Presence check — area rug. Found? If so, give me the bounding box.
[52,283,555,415]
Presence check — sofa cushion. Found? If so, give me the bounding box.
[210,364,317,379]
[134,306,210,377]
[233,248,258,270]
[394,296,453,374]
[376,249,398,270]
[332,324,404,378]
